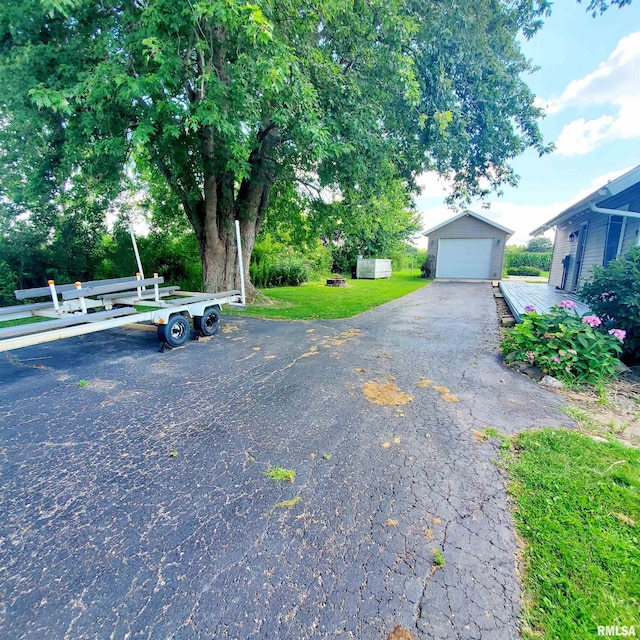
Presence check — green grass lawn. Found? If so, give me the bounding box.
[230,269,430,320]
[0,315,50,329]
[503,271,550,280]
[507,429,640,639]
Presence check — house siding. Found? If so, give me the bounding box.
[542,168,640,291]
[621,217,640,253]
[577,215,608,287]
[426,215,509,279]
[549,227,571,288]
[550,213,640,291]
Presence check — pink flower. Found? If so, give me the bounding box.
[524,305,536,313]
[558,300,577,310]
[551,356,561,363]
[608,328,626,341]
[526,351,536,363]
[582,315,602,327]
[565,365,571,372]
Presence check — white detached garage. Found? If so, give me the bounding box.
[423,211,513,280]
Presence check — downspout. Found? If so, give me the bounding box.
[589,202,640,218]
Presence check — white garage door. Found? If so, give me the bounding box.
[436,238,494,279]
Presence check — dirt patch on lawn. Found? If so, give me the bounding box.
[564,371,640,447]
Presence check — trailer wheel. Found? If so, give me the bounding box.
[194,307,220,337]
[158,315,190,347]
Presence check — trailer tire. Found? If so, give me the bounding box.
[158,315,191,347]
[194,307,220,337]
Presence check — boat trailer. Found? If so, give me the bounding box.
[0,222,247,353]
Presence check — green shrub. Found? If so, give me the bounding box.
[388,247,427,271]
[0,260,18,306]
[306,241,333,277]
[579,246,640,362]
[250,234,330,288]
[421,254,434,279]
[268,255,311,287]
[506,266,542,276]
[501,301,625,385]
[504,251,551,271]
[250,252,312,288]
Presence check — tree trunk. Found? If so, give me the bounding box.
[166,121,278,295]
[192,170,273,296]
[195,127,277,295]
[199,214,258,296]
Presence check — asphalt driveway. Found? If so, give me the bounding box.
[0,281,572,639]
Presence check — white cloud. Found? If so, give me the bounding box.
[543,31,640,156]
[555,115,614,155]
[584,166,636,193]
[544,32,640,113]
[415,171,454,199]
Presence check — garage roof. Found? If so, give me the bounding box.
[423,210,514,237]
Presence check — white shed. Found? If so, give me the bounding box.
[356,258,393,279]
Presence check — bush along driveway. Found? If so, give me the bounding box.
[0,281,572,639]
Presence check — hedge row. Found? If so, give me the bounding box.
[504,251,551,270]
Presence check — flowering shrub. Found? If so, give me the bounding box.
[501,302,625,385]
[608,328,626,341]
[582,315,602,328]
[579,246,640,361]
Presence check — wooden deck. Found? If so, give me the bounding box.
[499,282,591,321]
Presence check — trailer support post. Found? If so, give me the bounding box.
[75,282,87,314]
[129,225,145,284]
[48,280,60,313]
[235,220,246,306]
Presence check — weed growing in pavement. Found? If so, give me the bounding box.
[274,496,301,509]
[596,383,613,407]
[431,549,445,567]
[78,379,89,387]
[266,466,296,483]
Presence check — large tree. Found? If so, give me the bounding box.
[0,0,573,291]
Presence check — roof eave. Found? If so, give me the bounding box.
[530,164,640,236]
[423,210,514,237]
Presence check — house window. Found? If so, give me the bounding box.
[603,215,624,267]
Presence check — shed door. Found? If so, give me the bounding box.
[436,238,493,279]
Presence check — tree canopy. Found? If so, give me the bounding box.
[0,0,627,291]
[526,237,553,253]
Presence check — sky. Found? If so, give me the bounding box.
[415,1,640,247]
